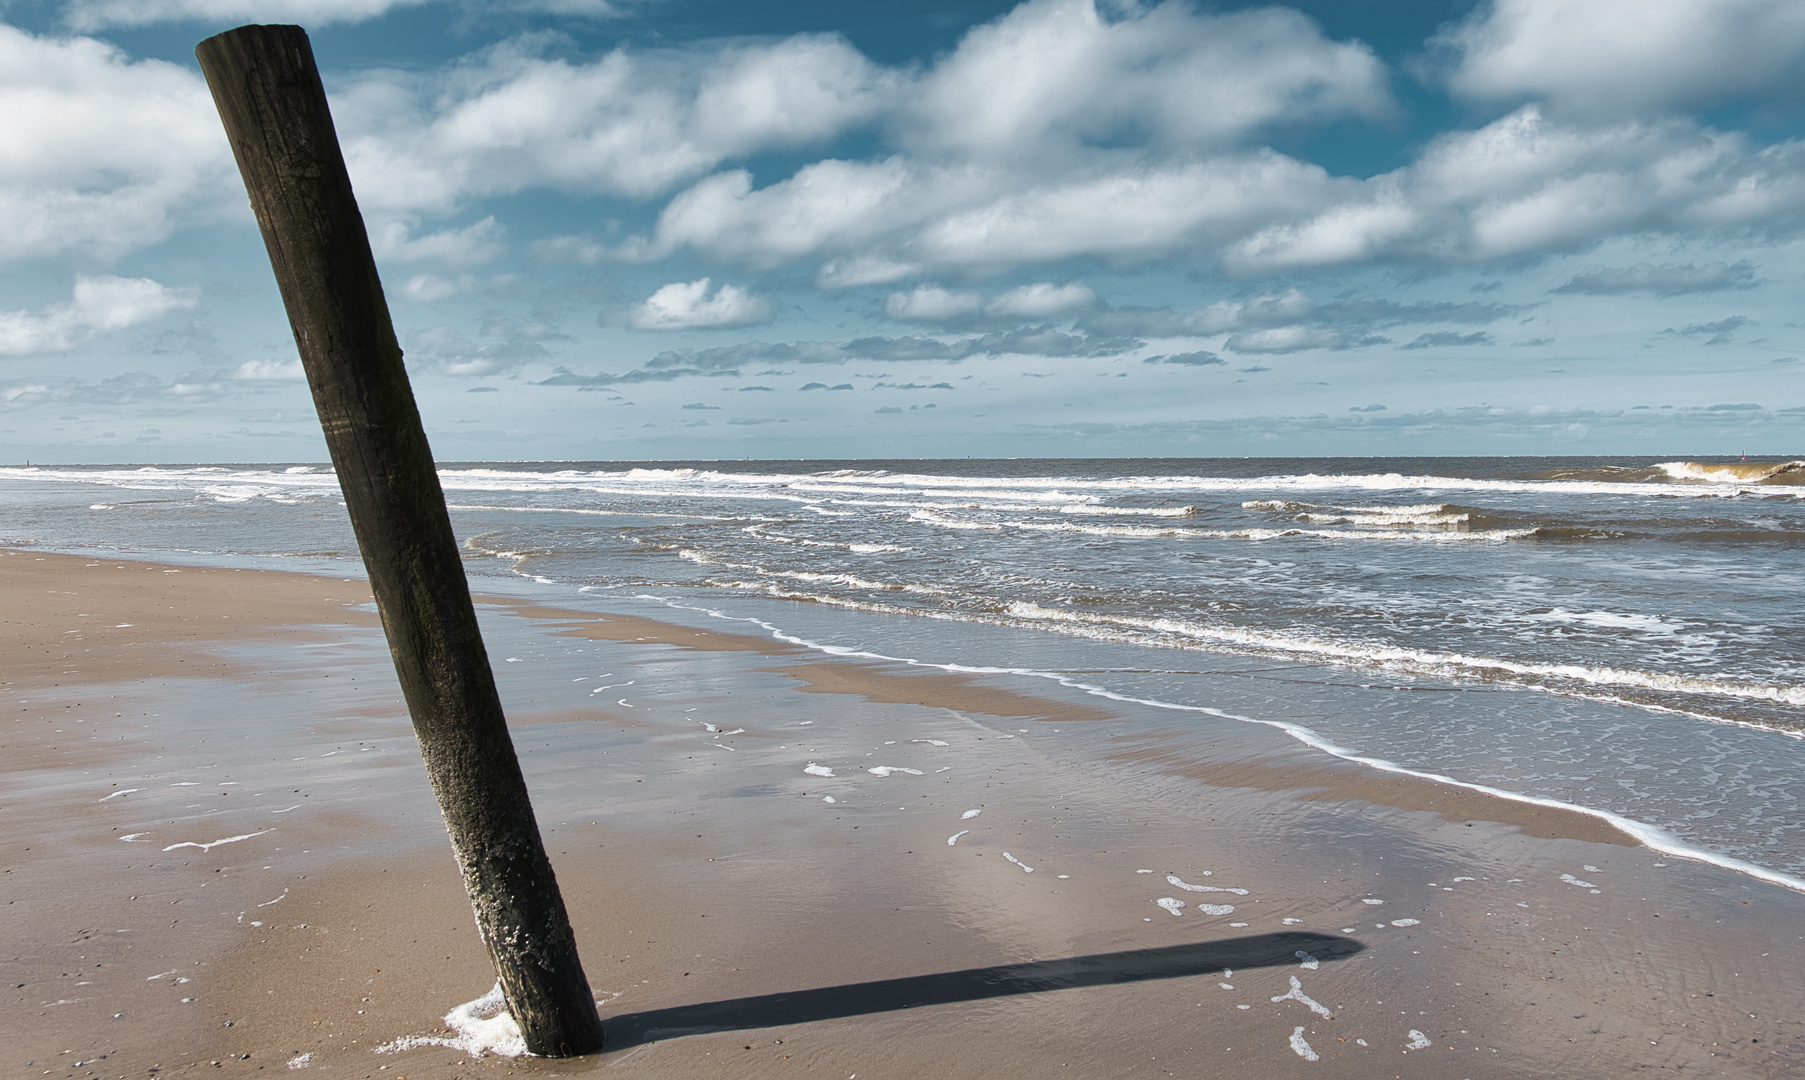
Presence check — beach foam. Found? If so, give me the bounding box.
[376,982,527,1058]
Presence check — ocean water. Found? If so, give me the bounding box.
[4,456,1803,886]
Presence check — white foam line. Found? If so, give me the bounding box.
[688,588,1805,767]
[162,830,270,853]
[272,805,301,813]
[1272,976,1333,1017]
[258,889,288,907]
[119,833,147,842]
[99,788,140,801]
[1155,897,1185,916]
[1003,852,1034,873]
[634,595,1805,895]
[1003,601,1805,709]
[947,830,969,846]
[867,766,923,776]
[960,808,982,819]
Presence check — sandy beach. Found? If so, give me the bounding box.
[6,547,1802,1078]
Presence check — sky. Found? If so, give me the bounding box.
[0,0,1801,463]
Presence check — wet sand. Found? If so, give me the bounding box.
[5,548,1803,1078]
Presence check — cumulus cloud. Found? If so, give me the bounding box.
[901,0,1390,164]
[1552,260,1757,295]
[0,25,237,262]
[628,278,774,330]
[1439,0,1805,117]
[333,32,896,216]
[247,0,1388,260]
[63,0,430,30]
[646,152,1339,268]
[1226,107,1805,270]
[13,0,1803,286]
[592,1,1394,268]
[644,96,1805,275]
[0,275,198,356]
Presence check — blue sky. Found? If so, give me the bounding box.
[0,0,1801,462]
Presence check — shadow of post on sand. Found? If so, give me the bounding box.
[602,930,1362,1049]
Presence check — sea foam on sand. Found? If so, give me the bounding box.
[376,983,527,1058]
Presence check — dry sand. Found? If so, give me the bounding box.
[5,548,1802,1078]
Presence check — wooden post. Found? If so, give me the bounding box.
[195,24,605,1057]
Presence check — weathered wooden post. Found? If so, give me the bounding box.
[195,24,605,1056]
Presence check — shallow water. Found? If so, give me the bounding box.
[4,455,1802,883]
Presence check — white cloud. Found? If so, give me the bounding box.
[401,273,478,301]
[637,158,930,264]
[624,1,1389,270]
[369,216,505,265]
[986,282,1099,319]
[0,25,237,262]
[628,278,774,330]
[1441,0,1805,116]
[335,32,895,215]
[64,0,430,30]
[10,0,1801,285]
[228,358,306,381]
[615,4,1805,276]
[816,254,921,289]
[325,0,1382,224]
[1222,326,1349,354]
[1228,107,1805,270]
[0,275,198,356]
[904,0,1390,164]
[647,152,1339,268]
[885,281,1098,323]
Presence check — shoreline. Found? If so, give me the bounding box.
[5,548,1803,1077]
